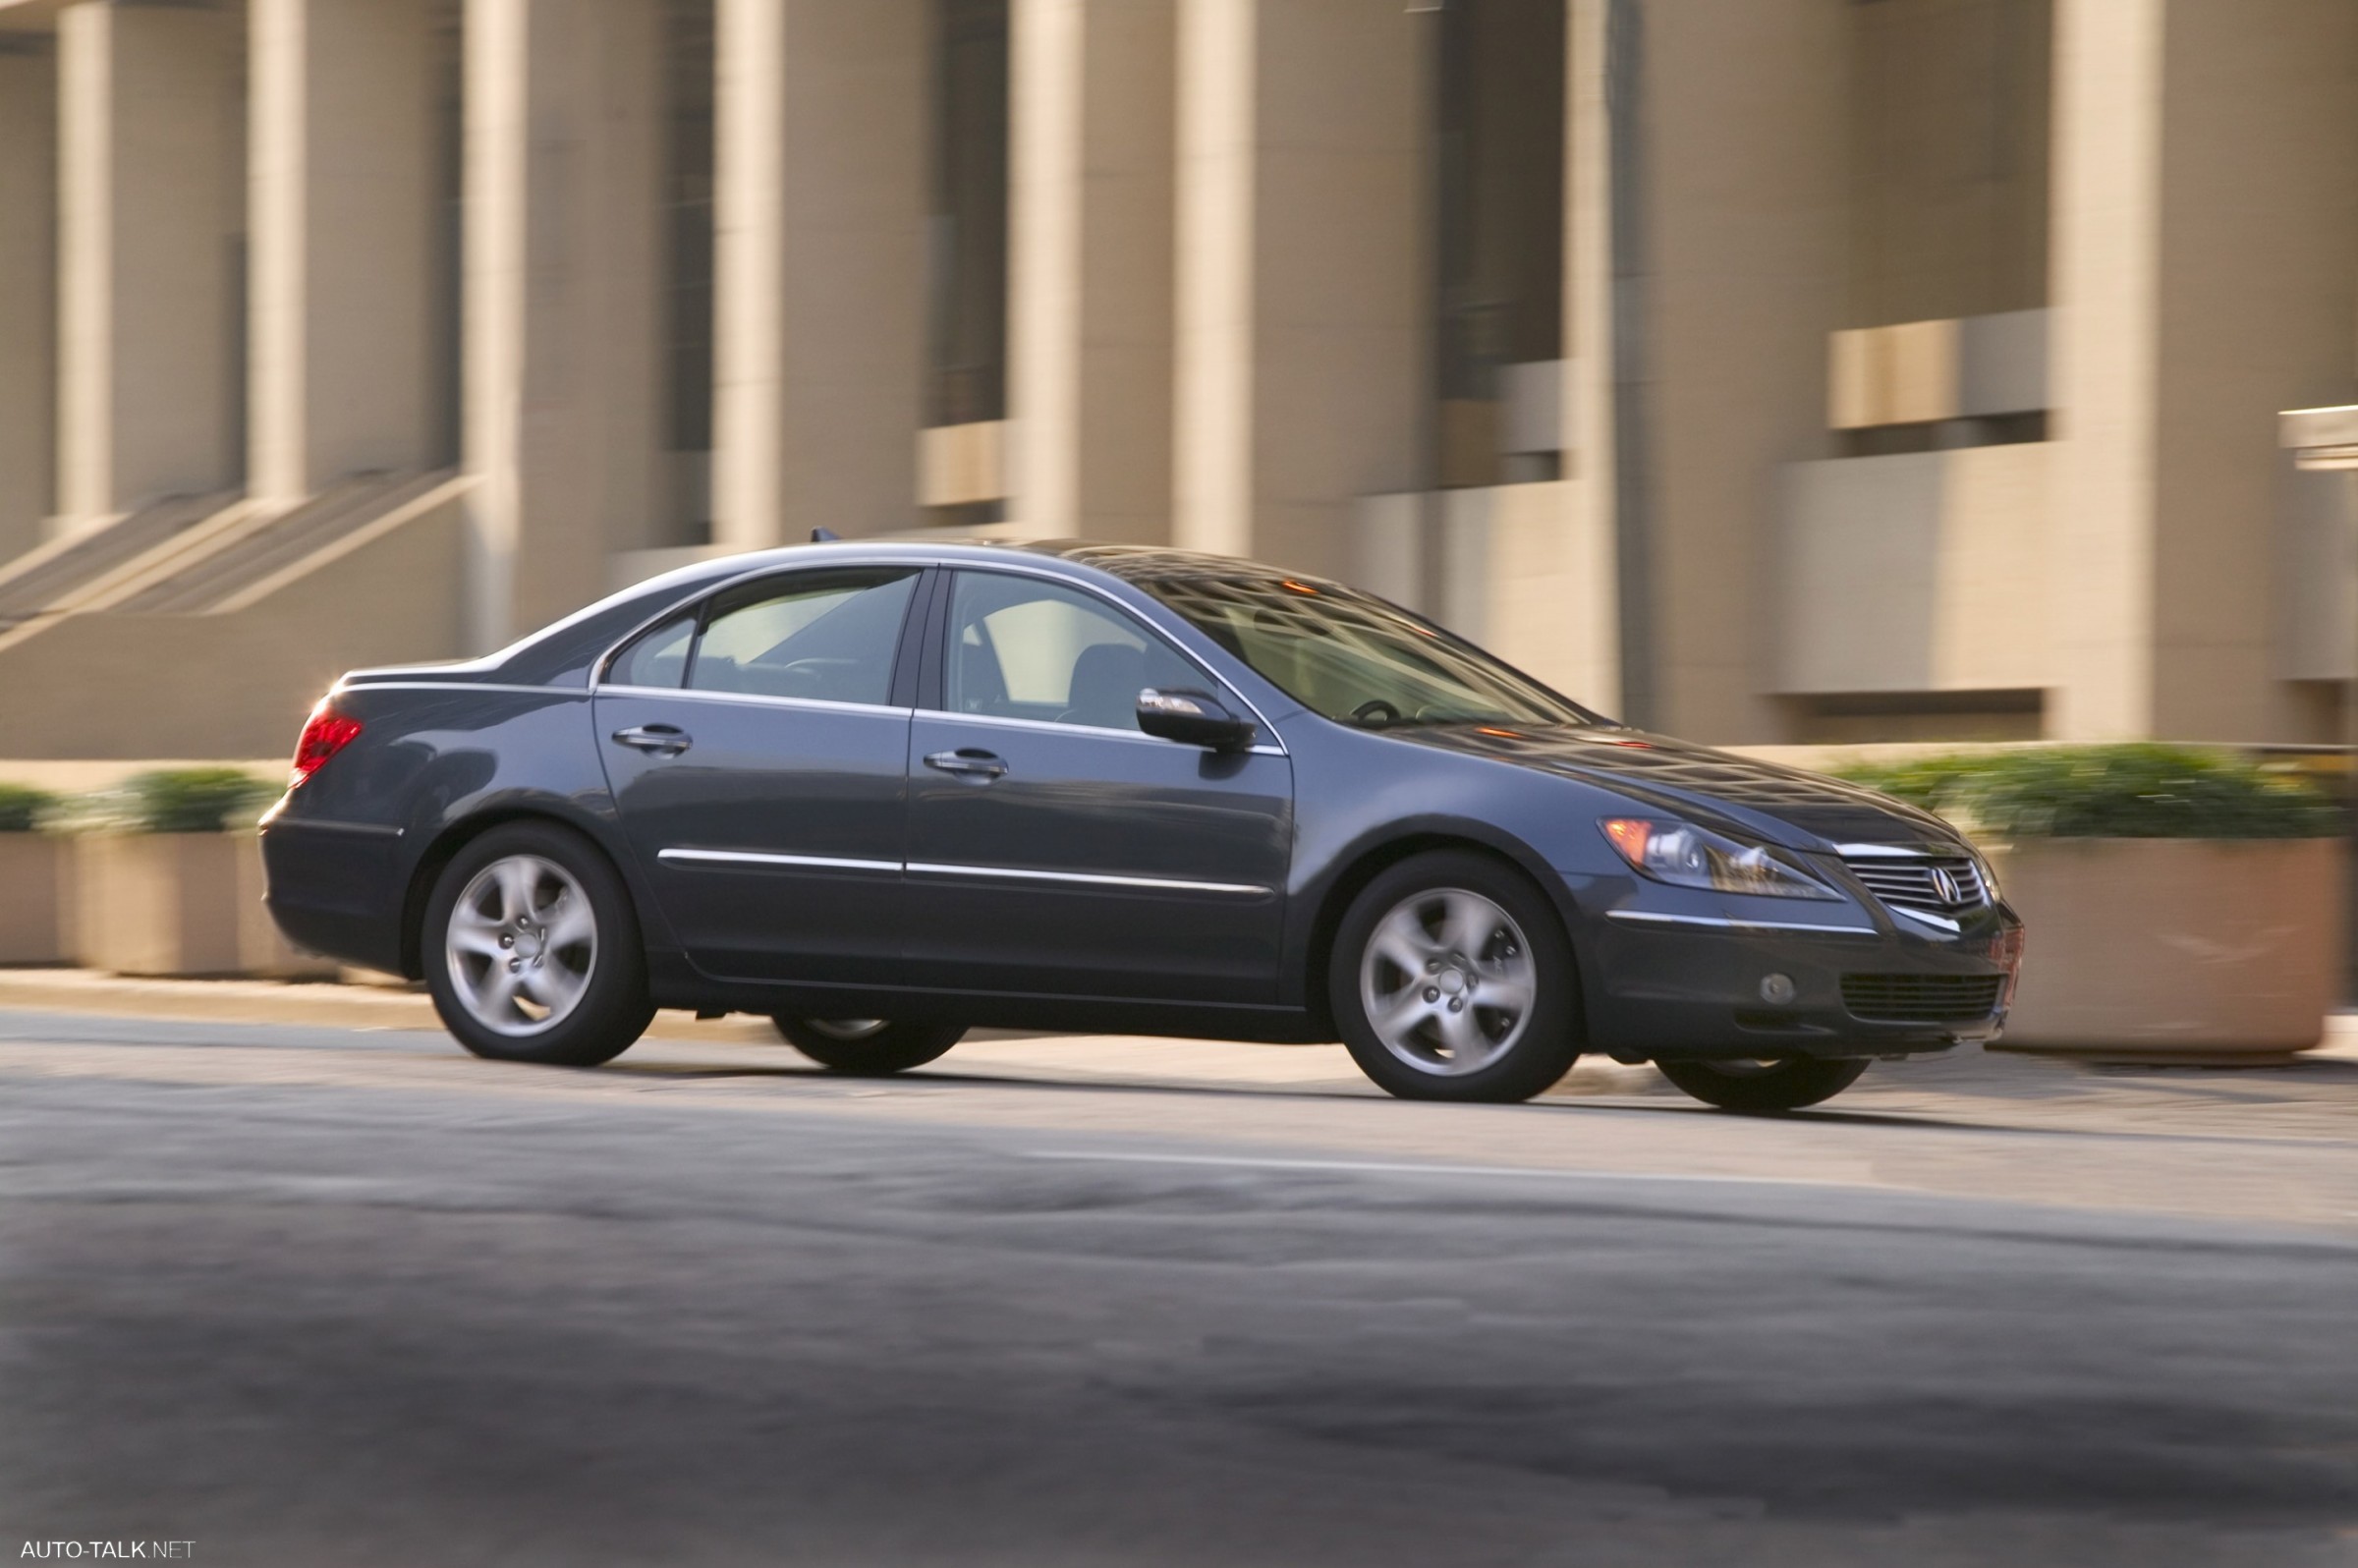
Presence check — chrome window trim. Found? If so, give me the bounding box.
[916,706,1286,756]
[1605,909,1879,936]
[589,558,931,691]
[905,861,1272,897]
[583,556,1288,752]
[596,683,914,720]
[930,565,1288,755]
[657,849,902,874]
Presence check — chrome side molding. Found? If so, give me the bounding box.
[906,862,1270,897]
[1605,909,1878,936]
[656,847,1271,898]
[656,849,901,874]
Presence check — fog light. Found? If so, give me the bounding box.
[1759,973,1796,1004]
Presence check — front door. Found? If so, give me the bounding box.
[901,570,1293,1003]
[596,565,928,984]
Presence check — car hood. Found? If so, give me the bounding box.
[1392,725,1962,851]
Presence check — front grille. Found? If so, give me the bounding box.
[1840,851,1990,918]
[1840,973,2006,1025]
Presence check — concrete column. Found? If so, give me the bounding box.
[1171,0,1423,577]
[2049,0,2357,742]
[2047,0,2162,741]
[56,1,241,523]
[1630,0,1847,742]
[1007,0,1175,542]
[1556,0,1620,713]
[249,0,439,503]
[711,0,926,550]
[465,0,664,647]
[0,38,57,560]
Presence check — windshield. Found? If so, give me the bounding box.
[1134,571,1601,730]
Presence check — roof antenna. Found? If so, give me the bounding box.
[811,527,840,542]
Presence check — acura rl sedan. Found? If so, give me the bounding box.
[260,540,2021,1111]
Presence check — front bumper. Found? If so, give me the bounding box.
[1575,896,2022,1063]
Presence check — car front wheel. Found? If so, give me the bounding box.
[1655,1056,1870,1112]
[423,821,654,1067]
[771,1017,967,1075]
[1330,851,1583,1103]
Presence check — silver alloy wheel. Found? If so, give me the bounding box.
[445,854,598,1036]
[802,1018,889,1041]
[1358,887,1537,1077]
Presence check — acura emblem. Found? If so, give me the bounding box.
[1929,867,1961,905]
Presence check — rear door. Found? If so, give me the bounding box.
[594,565,930,984]
[900,569,1293,1003]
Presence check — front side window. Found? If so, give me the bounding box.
[687,569,920,705]
[943,573,1199,731]
[1135,571,1598,730]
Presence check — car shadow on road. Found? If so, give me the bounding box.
[600,1056,2041,1136]
[627,1056,2358,1148]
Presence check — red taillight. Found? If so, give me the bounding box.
[290,702,363,787]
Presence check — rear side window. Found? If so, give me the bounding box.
[607,614,697,689]
[688,569,920,705]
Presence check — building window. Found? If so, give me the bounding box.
[1787,690,2045,745]
[926,0,1009,433]
[1433,0,1565,489]
[1845,0,2051,328]
[664,0,716,543]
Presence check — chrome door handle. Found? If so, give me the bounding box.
[924,748,1007,781]
[612,724,691,756]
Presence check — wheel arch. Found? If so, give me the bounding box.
[1299,828,1585,1037]
[398,807,642,980]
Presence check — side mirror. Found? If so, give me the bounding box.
[1137,687,1256,752]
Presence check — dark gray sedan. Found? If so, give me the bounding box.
[260,541,2021,1111]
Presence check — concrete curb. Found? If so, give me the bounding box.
[0,968,778,1043]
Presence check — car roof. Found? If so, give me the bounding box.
[674,536,1319,586]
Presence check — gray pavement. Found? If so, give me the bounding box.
[3,1007,2356,1566]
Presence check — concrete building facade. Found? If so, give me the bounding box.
[0,0,2351,757]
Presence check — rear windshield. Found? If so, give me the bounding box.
[1133,572,1600,730]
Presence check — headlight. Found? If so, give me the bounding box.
[1599,817,1842,901]
[1971,849,2003,902]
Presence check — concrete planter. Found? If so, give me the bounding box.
[0,833,72,964]
[1988,836,2346,1057]
[75,834,335,979]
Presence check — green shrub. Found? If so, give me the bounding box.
[1836,744,2343,841]
[118,768,277,834]
[0,783,57,833]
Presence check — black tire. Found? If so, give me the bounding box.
[1328,850,1583,1103]
[1656,1056,1871,1112]
[772,1017,966,1075]
[422,820,654,1068]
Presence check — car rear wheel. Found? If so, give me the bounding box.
[424,821,654,1067]
[1330,851,1583,1103]
[1655,1056,1870,1111]
[771,1017,966,1075]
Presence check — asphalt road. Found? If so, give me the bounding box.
[3,1009,2355,1567]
